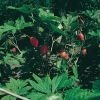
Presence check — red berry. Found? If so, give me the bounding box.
[77,33,84,41]
[82,48,87,56]
[30,37,38,47]
[63,53,68,60]
[12,48,16,53]
[59,51,66,57]
[40,45,48,54]
[59,49,68,60]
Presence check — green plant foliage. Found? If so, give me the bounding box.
[1,95,16,100]
[28,73,75,99]
[0,78,31,100]
[29,74,51,94]
[0,0,100,99]
[7,4,35,14]
[3,53,25,69]
[0,16,33,36]
[49,23,67,37]
[37,93,63,100]
[64,88,100,100]
[92,77,100,92]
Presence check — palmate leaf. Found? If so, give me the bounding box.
[2,78,31,96]
[29,73,51,93]
[32,73,42,83]
[29,80,46,93]
[0,79,31,100]
[52,73,71,93]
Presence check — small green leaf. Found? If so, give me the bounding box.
[32,73,42,83]
[26,92,45,100]
[54,60,62,68]
[72,65,78,78]
[38,93,63,100]
[42,16,61,22]
[88,30,97,36]
[1,95,12,100]
[49,23,67,37]
[7,4,34,14]
[18,86,32,95]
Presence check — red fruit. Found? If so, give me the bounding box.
[82,48,87,56]
[77,33,84,41]
[63,53,68,60]
[40,45,48,54]
[59,50,66,57]
[59,50,68,60]
[30,37,38,47]
[12,48,16,53]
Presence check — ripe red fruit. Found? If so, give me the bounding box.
[40,45,48,54]
[63,53,68,60]
[77,33,84,41]
[59,50,66,57]
[82,48,87,56]
[59,49,68,60]
[12,48,16,53]
[30,37,38,47]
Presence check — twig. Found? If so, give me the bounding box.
[0,88,30,100]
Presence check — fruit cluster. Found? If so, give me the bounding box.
[30,37,48,54]
[12,32,85,59]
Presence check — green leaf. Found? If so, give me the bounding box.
[49,23,67,37]
[88,30,97,36]
[65,88,100,100]
[72,65,78,78]
[42,16,61,22]
[38,93,63,100]
[15,16,33,30]
[52,73,68,92]
[4,78,29,96]
[29,74,51,94]
[54,60,62,68]
[32,73,42,83]
[18,86,32,95]
[70,16,78,23]
[39,8,54,18]
[26,92,45,100]
[7,4,34,14]
[0,23,15,35]
[29,80,45,93]
[1,95,13,100]
[61,60,67,71]
[10,96,16,100]
[93,77,100,91]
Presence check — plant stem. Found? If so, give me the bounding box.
[0,88,29,100]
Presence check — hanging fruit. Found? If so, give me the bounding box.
[30,37,38,47]
[77,33,84,41]
[40,45,48,54]
[59,49,68,60]
[12,48,16,53]
[82,48,87,56]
